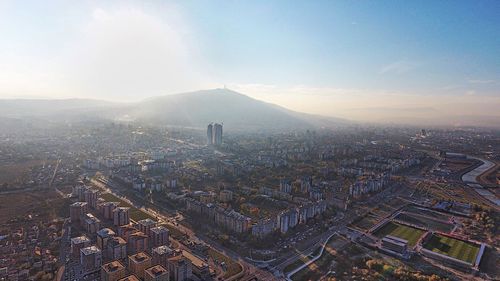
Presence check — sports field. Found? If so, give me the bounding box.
[395,213,454,233]
[373,221,425,246]
[422,233,479,264]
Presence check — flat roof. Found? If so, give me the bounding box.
[97,228,116,237]
[71,236,90,244]
[71,202,87,206]
[138,218,157,226]
[153,245,173,255]
[81,246,100,255]
[102,261,124,273]
[150,226,168,234]
[109,236,127,245]
[130,252,151,263]
[145,265,168,276]
[384,235,409,244]
[118,275,140,281]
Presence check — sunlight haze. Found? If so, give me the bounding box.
[0,0,499,126]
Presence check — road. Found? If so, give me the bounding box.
[272,181,405,276]
[461,156,499,207]
[92,177,278,280]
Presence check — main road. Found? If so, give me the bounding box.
[91,177,279,281]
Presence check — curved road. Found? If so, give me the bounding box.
[461,156,499,206]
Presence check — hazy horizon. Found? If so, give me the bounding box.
[1,1,499,126]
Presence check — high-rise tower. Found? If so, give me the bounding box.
[213,123,223,145]
[207,124,213,145]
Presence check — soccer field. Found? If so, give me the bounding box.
[423,234,480,264]
[373,221,425,246]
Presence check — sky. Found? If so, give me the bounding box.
[0,0,499,124]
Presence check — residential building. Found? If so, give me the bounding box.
[149,226,169,248]
[84,189,99,209]
[128,232,148,254]
[80,246,102,273]
[279,179,292,193]
[97,228,116,250]
[117,275,140,281]
[83,213,101,234]
[101,261,126,281]
[144,265,169,281]
[137,219,157,236]
[167,255,192,281]
[71,236,91,259]
[113,207,130,226]
[102,202,119,220]
[151,246,175,269]
[252,218,276,238]
[107,236,127,260]
[128,252,152,280]
[207,124,213,145]
[70,202,88,222]
[213,123,223,145]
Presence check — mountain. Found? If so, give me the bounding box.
[0,99,115,117]
[128,89,345,130]
[0,89,346,130]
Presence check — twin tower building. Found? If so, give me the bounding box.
[207,123,223,145]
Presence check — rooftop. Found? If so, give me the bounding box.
[81,246,101,255]
[138,218,157,226]
[152,245,173,255]
[102,261,125,273]
[130,252,151,263]
[97,228,116,237]
[150,226,169,234]
[71,236,90,244]
[118,275,140,281]
[145,265,168,277]
[109,236,127,246]
[71,202,88,207]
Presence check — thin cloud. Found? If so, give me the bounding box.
[468,79,496,84]
[379,60,421,74]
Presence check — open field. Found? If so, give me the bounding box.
[403,205,451,221]
[0,159,55,184]
[163,223,187,239]
[422,233,480,264]
[207,248,242,279]
[0,189,69,231]
[440,159,476,174]
[99,192,155,221]
[350,213,380,230]
[373,221,425,246]
[395,213,454,233]
[291,236,353,281]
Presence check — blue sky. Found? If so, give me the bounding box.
[181,0,500,93]
[0,0,499,122]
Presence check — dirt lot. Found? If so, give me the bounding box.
[0,159,53,184]
[0,189,70,232]
[440,159,476,174]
